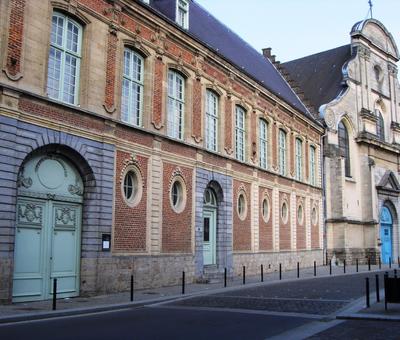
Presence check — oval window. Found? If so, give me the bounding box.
[262,198,270,223]
[281,201,288,223]
[297,205,304,225]
[237,193,246,220]
[170,178,186,213]
[123,170,139,205]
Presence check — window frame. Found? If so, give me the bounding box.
[167,70,185,140]
[309,145,316,186]
[259,119,268,169]
[176,0,189,29]
[205,89,219,152]
[235,106,246,162]
[295,138,303,181]
[376,110,385,142]
[278,129,287,176]
[338,120,351,177]
[121,47,144,127]
[47,11,83,106]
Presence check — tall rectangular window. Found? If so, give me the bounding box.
[167,70,185,140]
[121,48,143,126]
[295,138,303,181]
[235,106,246,162]
[310,145,316,186]
[278,129,286,176]
[259,119,268,169]
[176,0,189,29]
[205,90,218,152]
[47,12,82,105]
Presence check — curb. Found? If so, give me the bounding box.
[337,313,400,322]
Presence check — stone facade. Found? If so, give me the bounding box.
[0,0,324,303]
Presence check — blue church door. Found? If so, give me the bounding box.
[380,206,393,264]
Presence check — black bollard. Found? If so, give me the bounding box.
[130,275,134,302]
[379,257,381,269]
[182,271,185,295]
[368,257,371,271]
[279,263,282,280]
[261,264,264,282]
[314,261,316,277]
[366,277,370,308]
[356,258,359,272]
[224,267,227,287]
[326,252,328,267]
[395,269,397,278]
[329,260,332,275]
[243,266,246,285]
[398,257,400,269]
[376,274,380,303]
[344,259,346,274]
[390,258,392,269]
[297,262,300,278]
[52,278,57,311]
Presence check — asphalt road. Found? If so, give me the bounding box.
[0,306,312,340]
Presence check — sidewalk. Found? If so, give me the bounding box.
[0,263,398,323]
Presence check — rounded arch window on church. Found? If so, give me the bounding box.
[204,187,217,207]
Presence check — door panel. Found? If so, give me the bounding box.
[380,224,392,264]
[13,199,46,301]
[203,208,216,265]
[50,203,81,297]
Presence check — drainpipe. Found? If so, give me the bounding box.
[321,128,329,265]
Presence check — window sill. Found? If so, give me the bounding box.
[345,176,356,183]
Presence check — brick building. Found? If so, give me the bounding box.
[0,0,323,303]
[282,19,400,265]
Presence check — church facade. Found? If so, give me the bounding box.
[283,19,400,264]
[0,0,323,303]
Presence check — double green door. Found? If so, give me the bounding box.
[13,197,81,302]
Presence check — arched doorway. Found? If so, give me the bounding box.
[203,188,217,265]
[13,153,83,302]
[380,205,393,264]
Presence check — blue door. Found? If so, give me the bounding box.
[380,206,393,264]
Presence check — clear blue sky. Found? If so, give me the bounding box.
[195,0,400,62]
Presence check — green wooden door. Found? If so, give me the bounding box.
[13,154,83,302]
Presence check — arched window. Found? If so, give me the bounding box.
[235,106,246,162]
[338,120,350,177]
[167,70,185,140]
[278,129,287,176]
[295,138,303,181]
[205,90,218,151]
[376,111,385,142]
[122,48,144,126]
[47,12,82,105]
[259,119,268,169]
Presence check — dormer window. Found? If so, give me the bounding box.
[176,0,189,29]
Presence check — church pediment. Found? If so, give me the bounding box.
[376,170,400,193]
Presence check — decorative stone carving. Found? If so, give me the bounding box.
[55,207,76,225]
[68,183,83,196]
[324,109,335,129]
[17,171,32,189]
[18,203,42,224]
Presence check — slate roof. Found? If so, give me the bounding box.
[145,0,310,117]
[281,45,352,114]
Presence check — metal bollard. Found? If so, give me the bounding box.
[314,261,316,277]
[329,260,332,275]
[356,258,359,272]
[297,262,300,279]
[376,274,380,303]
[379,257,381,270]
[398,257,400,269]
[52,278,57,311]
[395,269,397,278]
[344,259,346,274]
[366,277,370,308]
[261,264,264,282]
[368,258,371,271]
[390,257,392,269]
[279,263,282,280]
[130,275,134,302]
[224,267,227,287]
[243,266,246,285]
[182,271,185,295]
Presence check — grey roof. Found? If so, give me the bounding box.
[146,0,310,117]
[282,45,352,113]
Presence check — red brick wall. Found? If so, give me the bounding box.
[103,31,117,112]
[5,0,26,78]
[192,79,202,141]
[259,187,273,251]
[279,192,291,251]
[233,180,251,251]
[311,200,320,249]
[161,163,193,253]
[114,150,148,252]
[296,196,306,250]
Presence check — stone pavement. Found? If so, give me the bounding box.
[0,263,398,323]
